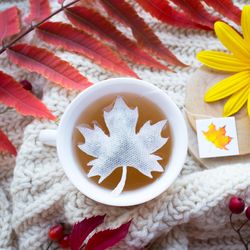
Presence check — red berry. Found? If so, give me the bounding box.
[229,196,245,214]
[48,224,64,241]
[19,80,32,91]
[58,234,70,249]
[245,206,250,220]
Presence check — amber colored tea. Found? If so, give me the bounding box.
[73,93,171,191]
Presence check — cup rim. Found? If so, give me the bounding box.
[57,77,188,206]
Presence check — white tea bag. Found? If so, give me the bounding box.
[78,97,168,195]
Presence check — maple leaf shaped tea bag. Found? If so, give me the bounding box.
[78,97,168,195]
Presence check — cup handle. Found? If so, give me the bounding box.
[39,129,57,147]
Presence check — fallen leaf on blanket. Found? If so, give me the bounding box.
[171,0,219,29]
[36,22,138,77]
[85,220,131,250]
[203,123,232,150]
[7,44,92,90]
[203,0,241,25]
[99,0,186,66]
[136,0,211,30]
[25,0,51,24]
[69,215,105,250]
[65,6,170,71]
[0,70,55,120]
[0,6,20,44]
[48,215,131,250]
[0,129,16,156]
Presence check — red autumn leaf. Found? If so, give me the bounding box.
[69,215,105,250]
[0,70,55,120]
[136,0,211,30]
[0,129,16,156]
[36,22,138,77]
[0,6,20,44]
[65,6,170,71]
[7,44,92,90]
[25,0,51,24]
[170,0,219,29]
[203,0,241,25]
[99,0,185,67]
[85,220,131,250]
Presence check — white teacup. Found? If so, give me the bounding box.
[39,78,187,206]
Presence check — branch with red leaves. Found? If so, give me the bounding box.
[47,215,131,250]
[0,0,80,54]
[64,6,170,71]
[0,0,243,156]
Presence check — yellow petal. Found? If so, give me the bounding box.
[214,21,250,63]
[197,51,250,72]
[241,6,250,45]
[205,71,250,102]
[223,85,249,116]
[248,91,250,117]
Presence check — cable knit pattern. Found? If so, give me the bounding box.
[0,0,249,249]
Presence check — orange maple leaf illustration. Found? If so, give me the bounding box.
[203,123,232,150]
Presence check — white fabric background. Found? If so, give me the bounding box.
[0,0,250,249]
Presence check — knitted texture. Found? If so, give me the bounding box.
[0,0,250,249]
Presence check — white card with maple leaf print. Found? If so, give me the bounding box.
[196,117,239,158]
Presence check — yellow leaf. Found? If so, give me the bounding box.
[203,123,232,150]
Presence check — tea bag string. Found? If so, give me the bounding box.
[183,107,217,119]
[112,166,127,196]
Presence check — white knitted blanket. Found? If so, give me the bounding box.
[1,0,250,249]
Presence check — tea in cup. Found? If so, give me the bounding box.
[39,78,187,206]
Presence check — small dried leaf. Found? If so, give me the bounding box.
[203,123,232,150]
[0,70,55,120]
[70,215,105,250]
[85,220,131,250]
[0,6,20,44]
[65,6,170,70]
[99,0,185,66]
[0,129,16,156]
[25,0,51,24]
[7,44,92,90]
[36,22,138,77]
